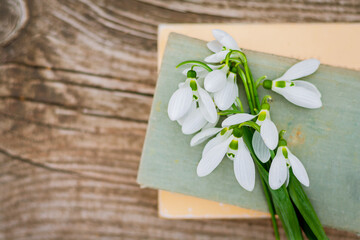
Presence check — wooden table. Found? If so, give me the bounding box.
[1,1,359,239]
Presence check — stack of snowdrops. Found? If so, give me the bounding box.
[167,30,327,239]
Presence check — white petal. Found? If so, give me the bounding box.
[168,86,193,121]
[212,29,239,50]
[219,35,240,51]
[214,73,239,110]
[208,64,222,70]
[202,114,220,129]
[285,168,290,187]
[234,138,255,191]
[181,107,207,135]
[293,80,321,97]
[197,87,217,123]
[212,29,228,42]
[222,113,257,127]
[207,40,223,53]
[204,69,227,93]
[202,135,224,157]
[190,128,222,146]
[277,59,320,81]
[198,70,209,79]
[202,129,233,157]
[197,136,232,177]
[177,101,196,126]
[260,119,278,150]
[269,149,288,190]
[287,148,310,187]
[273,86,322,109]
[252,131,270,163]
[204,50,229,63]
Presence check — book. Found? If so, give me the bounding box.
[137,31,360,233]
[156,24,360,220]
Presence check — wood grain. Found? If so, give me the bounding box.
[0,0,359,239]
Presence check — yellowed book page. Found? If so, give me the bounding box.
[157,23,360,219]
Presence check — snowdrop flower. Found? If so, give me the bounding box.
[269,139,309,190]
[177,105,220,135]
[191,127,255,191]
[203,64,229,93]
[168,70,218,134]
[213,72,239,110]
[205,29,241,63]
[263,59,322,109]
[222,103,278,154]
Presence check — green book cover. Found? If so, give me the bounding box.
[137,33,360,233]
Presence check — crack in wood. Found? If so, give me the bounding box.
[0,148,82,176]
[0,96,149,124]
[1,62,155,97]
[0,62,156,90]
[0,112,92,134]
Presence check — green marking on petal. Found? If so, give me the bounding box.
[290,82,295,86]
[227,153,235,158]
[190,80,198,91]
[258,111,267,121]
[220,127,228,135]
[229,139,238,150]
[275,81,286,88]
[282,147,288,159]
[193,95,198,100]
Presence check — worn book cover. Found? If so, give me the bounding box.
[156,24,360,220]
[137,28,360,232]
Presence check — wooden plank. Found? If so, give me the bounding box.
[1,0,359,239]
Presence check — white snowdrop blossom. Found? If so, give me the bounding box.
[213,72,239,110]
[204,64,229,93]
[205,29,241,63]
[191,127,256,191]
[263,59,322,109]
[222,104,278,155]
[269,143,310,190]
[168,71,218,135]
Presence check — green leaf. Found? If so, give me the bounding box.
[242,128,303,239]
[259,177,280,240]
[294,204,317,240]
[288,171,329,240]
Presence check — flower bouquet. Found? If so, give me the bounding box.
[167,30,326,239]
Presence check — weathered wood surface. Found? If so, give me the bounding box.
[0,0,359,239]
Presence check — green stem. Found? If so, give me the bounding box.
[176,60,213,72]
[245,66,257,108]
[237,67,255,114]
[232,50,261,111]
[239,121,260,132]
[235,97,244,113]
[246,62,261,110]
[255,75,267,88]
[260,177,280,240]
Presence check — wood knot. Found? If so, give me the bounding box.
[0,0,28,46]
